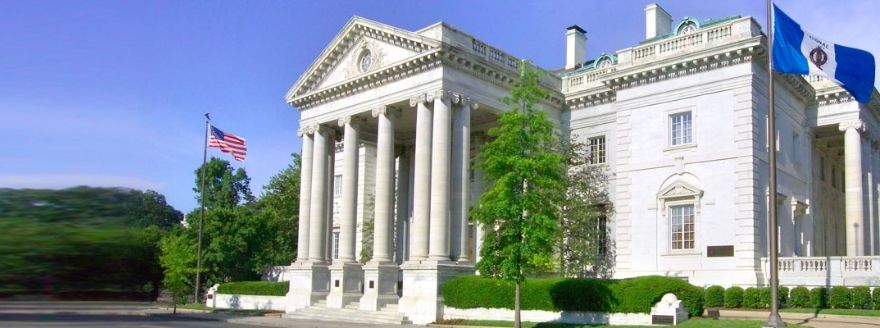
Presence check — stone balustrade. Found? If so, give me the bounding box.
[760,256,880,287]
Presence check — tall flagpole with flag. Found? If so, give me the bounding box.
[194,113,210,304]
[764,1,784,327]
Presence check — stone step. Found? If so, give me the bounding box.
[344,301,360,310]
[284,305,409,325]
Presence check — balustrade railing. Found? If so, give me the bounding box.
[761,256,880,286]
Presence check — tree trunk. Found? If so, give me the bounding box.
[515,281,521,328]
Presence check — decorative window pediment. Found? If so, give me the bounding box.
[658,181,703,216]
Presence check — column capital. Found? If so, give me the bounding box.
[337,116,363,129]
[839,120,866,133]
[409,94,427,107]
[372,105,401,119]
[426,89,448,103]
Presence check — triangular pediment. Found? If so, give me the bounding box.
[286,16,441,103]
[658,181,702,199]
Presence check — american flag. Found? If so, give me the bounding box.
[208,126,247,161]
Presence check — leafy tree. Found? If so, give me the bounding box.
[557,137,614,278]
[472,63,566,328]
[159,228,197,309]
[359,193,375,264]
[255,153,302,266]
[194,157,255,210]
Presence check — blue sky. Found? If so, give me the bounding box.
[2,0,879,213]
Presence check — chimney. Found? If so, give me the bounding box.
[645,3,672,40]
[565,25,587,70]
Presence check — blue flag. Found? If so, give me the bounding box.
[773,4,876,103]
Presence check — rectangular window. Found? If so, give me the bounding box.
[670,204,695,250]
[670,112,693,146]
[588,135,606,164]
[596,215,608,256]
[831,166,837,188]
[820,156,826,181]
[332,231,340,259]
[334,175,343,196]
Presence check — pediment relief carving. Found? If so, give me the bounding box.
[287,17,440,102]
[658,182,703,200]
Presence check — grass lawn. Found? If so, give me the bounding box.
[780,307,880,317]
[438,318,768,328]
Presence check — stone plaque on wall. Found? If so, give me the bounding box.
[706,245,734,257]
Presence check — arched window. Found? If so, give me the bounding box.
[675,18,700,35]
[593,53,616,69]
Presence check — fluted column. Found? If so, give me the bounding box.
[372,106,397,263]
[410,95,432,260]
[395,146,411,264]
[472,133,486,266]
[429,90,452,261]
[308,125,330,262]
[841,120,865,256]
[338,117,360,262]
[296,129,314,262]
[450,95,473,262]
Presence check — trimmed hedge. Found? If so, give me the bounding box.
[216,281,288,296]
[790,287,810,308]
[873,288,880,310]
[850,286,871,310]
[704,285,724,308]
[778,286,789,306]
[743,287,761,308]
[810,287,827,308]
[442,275,704,317]
[829,286,852,309]
[724,286,744,308]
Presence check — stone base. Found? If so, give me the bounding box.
[359,261,399,311]
[285,261,330,313]
[326,261,363,309]
[398,259,474,325]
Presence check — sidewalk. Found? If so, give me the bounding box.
[720,309,880,328]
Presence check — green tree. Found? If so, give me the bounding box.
[159,228,197,309]
[255,153,302,267]
[472,63,566,328]
[194,157,255,210]
[359,193,375,264]
[557,137,614,278]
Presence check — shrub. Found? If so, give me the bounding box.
[758,287,771,308]
[442,275,704,317]
[810,287,827,308]
[778,286,789,307]
[724,286,744,308]
[789,286,810,308]
[850,286,871,309]
[873,287,880,310]
[704,285,724,308]
[216,281,288,296]
[828,286,852,309]
[742,287,761,308]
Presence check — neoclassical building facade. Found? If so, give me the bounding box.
[285,3,880,324]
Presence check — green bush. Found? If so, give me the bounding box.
[778,286,789,307]
[442,275,704,317]
[850,286,871,309]
[828,286,852,309]
[810,287,827,308]
[873,287,880,310]
[704,285,724,308]
[742,287,760,308]
[758,287,771,309]
[724,286,744,308]
[216,281,288,296]
[789,286,810,308]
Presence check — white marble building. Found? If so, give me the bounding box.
[285,3,880,324]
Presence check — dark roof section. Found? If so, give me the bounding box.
[567,25,586,34]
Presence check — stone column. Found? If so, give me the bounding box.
[450,95,472,262]
[429,90,452,261]
[395,146,411,265]
[296,129,314,263]
[410,95,432,260]
[325,140,336,261]
[309,125,331,262]
[326,117,363,309]
[472,133,486,266]
[360,106,400,311]
[841,120,866,256]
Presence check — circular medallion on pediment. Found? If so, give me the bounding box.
[359,49,372,73]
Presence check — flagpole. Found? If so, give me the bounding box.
[764,1,785,327]
[194,113,210,304]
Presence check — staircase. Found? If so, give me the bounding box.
[283,300,412,325]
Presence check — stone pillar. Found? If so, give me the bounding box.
[295,129,314,263]
[326,117,363,309]
[472,133,486,266]
[410,95,432,260]
[360,106,400,311]
[429,90,452,261]
[309,125,331,262]
[325,139,336,261]
[395,146,411,265]
[841,120,866,256]
[286,124,331,313]
[450,95,472,262]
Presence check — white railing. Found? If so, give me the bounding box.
[564,67,616,93]
[625,18,753,65]
[761,256,880,287]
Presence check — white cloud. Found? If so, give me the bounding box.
[0,173,165,191]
